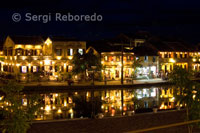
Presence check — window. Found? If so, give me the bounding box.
[130,56,134,61]
[123,56,127,61]
[180,54,183,58]
[56,49,62,56]
[32,66,37,72]
[68,66,73,72]
[8,49,13,56]
[4,50,7,56]
[67,49,73,56]
[15,49,23,56]
[104,56,108,61]
[27,50,33,56]
[185,54,187,58]
[152,56,156,62]
[78,49,83,55]
[21,66,27,73]
[35,49,41,56]
[144,56,148,61]
[44,66,50,71]
[109,56,113,61]
[116,56,120,62]
[113,56,116,61]
[174,53,177,58]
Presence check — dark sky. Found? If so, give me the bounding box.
[1,0,200,44]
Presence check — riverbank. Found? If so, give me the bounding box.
[28,110,188,133]
[22,78,171,93]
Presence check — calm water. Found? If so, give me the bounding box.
[2,86,178,120]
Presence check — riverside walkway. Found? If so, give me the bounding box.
[22,78,166,86]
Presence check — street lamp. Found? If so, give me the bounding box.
[91,66,97,85]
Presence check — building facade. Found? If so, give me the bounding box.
[101,52,134,80]
[2,36,86,81]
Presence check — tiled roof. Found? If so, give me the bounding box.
[10,36,44,44]
[48,36,78,42]
[87,40,133,53]
[133,45,158,56]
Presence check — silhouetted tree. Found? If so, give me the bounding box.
[0,81,41,133]
[169,66,200,133]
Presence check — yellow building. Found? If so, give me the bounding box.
[189,52,200,71]
[2,36,86,81]
[159,51,189,73]
[101,52,134,80]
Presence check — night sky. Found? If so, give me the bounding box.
[1,0,200,44]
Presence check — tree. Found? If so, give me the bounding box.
[72,49,101,81]
[168,66,200,133]
[32,69,43,85]
[0,81,41,133]
[131,58,142,80]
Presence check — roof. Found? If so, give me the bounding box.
[9,36,44,44]
[133,45,158,56]
[147,36,196,52]
[87,40,133,53]
[48,36,78,42]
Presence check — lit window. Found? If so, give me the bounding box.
[116,56,120,62]
[44,60,51,65]
[33,66,37,72]
[68,49,73,56]
[21,66,27,73]
[104,56,108,61]
[123,56,127,61]
[78,49,83,55]
[68,66,73,72]
[109,56,113,61]
[113,56,116,61]
[152,56,156,62]
[144,56,148,61]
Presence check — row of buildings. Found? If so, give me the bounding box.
[1,32,200,81]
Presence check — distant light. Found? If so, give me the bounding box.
[193,58,197,62]
[57,108,62,114]
[169,58,176,63]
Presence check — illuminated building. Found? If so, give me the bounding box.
[87,39,134,80]
[133,45,159,78]
[2,36,86,81]
[101,52,134,80]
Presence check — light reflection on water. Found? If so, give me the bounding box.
[1,86,177,120]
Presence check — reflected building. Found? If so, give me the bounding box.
[0,86,179,120]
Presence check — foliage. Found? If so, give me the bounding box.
[168,66,200,133]
[0,81,41,133]
[32,69,43,82]
[72,49,102,79]
[168,66,191,88]
[131,58,142,79]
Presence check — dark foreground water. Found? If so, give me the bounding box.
[1,85,179,120]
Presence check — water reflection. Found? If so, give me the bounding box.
[0,86,177,120]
